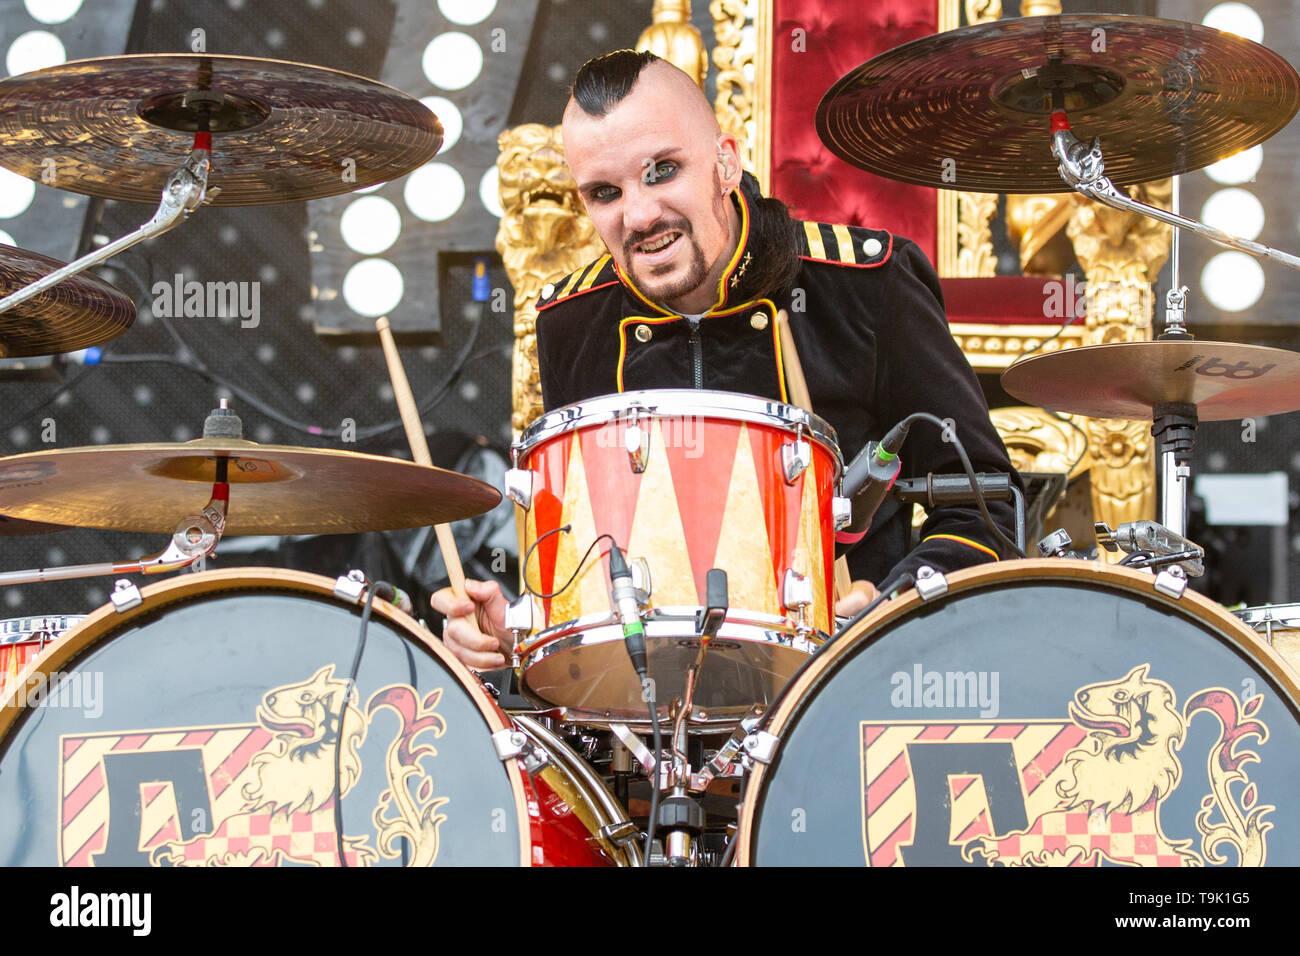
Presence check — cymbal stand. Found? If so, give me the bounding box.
[1049,108,1300,273]
[0,485,226,587]
[0,137,213,316]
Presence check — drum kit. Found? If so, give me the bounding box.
[2,15,1300,868]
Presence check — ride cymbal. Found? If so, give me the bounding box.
[1001,339,1300,421]
[0,54,442,205]
[0,245,134,358]
[817,15,1300,193]
[0,440,501,535]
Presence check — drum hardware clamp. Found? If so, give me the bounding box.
[915,566,949,601]
[1095,520,1205,577]
[109,578,143,613]
[609,723,656,774]
[598,820,642,848]
[623,405,651,474]
[491,728,551,776]
[1153,566,1189,600]
[782,425,812,484]
[741,730,780,767]
[503,468,533,510]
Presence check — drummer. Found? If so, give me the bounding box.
[433,50,1020,669]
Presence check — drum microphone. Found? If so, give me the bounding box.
[607,542,648,679]
[840,420,910,539]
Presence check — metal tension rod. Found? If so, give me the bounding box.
[1050,112,1300,274]
[0,139,213,316]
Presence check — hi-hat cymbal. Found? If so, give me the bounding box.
[0,55,442,205]
[0,245,134,358]
[0,440,500,535]
[817,15,1300,193]
[0,514,67,535]
[1001,340,1300,421]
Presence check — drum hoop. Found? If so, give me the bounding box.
[514,389,842,466]
[0,567,533,867]
[734,558,1300,866]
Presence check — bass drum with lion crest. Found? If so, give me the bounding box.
[0,569,637,867]
[735,560,1300,867]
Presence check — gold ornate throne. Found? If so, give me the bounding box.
[495,0,1166,546]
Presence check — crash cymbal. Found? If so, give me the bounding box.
[0,440,500,535]
[0,514,68,535]
[0,245,134,358]
[0,54,442,205]
[817,15,1300,193]
[1001,340,1300,421]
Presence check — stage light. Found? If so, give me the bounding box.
[5,29,66,75]
[1204,144,1262,185]
[0,229,14,245]
[340,195,402,254]
[23,0,82,24]
[404,162,466,221]
[1201,2,1264,42]
[342,258,405,316]
[438,0,496,25]
[422,96,463,151]
[1201,251,1265,312]
[1201,188,1265,240]
[479,166,503,218]
[422,31,483,90]
[0,168,35,218]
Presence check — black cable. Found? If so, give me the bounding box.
[521,529,615,600]
[900,412,1027,559]
[821,570,916,653]
[336,581,384,868]
[1011,311,1083,362]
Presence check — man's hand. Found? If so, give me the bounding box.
[834,579,880,618]
[430,579,514,670]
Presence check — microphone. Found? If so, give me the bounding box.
[840,420,910,540]
[608,543,647,678]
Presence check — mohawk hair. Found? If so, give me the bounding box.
[570,49,663,117]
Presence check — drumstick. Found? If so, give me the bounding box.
[776,310,855,603]
[374,317,470,604]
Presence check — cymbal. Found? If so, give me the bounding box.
[0,245,135,358]
[817,15,1300,193]
[1001,340,1300,421]
[0,440,501,535]
[0,514,67,536]
[0,55,442,206]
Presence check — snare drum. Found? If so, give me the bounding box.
[1233,605,1300,674]
[0,570,636,867]
[1,615,83,701]
[508,390,843,727]
[735,560,1300,866]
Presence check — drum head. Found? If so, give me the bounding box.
[0,570,533,866]
[738,561,1300,867]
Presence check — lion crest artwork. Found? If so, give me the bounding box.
[960,665,1274,867]
[144,666,449,867]
[495,123,604,430]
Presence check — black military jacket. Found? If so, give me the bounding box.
[535,176,1019,587]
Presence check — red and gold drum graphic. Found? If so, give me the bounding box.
[735,560,1300,866]
[0,570,636,867]
[507,390,844,728]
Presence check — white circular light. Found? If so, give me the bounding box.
[1201,188,1265,240]
[353,182,383,195]
[1202,2,1264,42]
[0,228,15,245]
[1201,251,1265,312]
[0,167,35,218]
[422,96,463,152]
[343,258,405,316]
[422,32,482,90]
[340,195,402,254]
[1205,145,1262,185]
[404,162,464,221]
[6,30,67,75]
[438,0,496,25]
[479,166,503,217]
[24,0,82,24]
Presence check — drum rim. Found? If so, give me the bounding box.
[0,567,535,867]
[514,389,843,466]
[733,558,1300,866]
